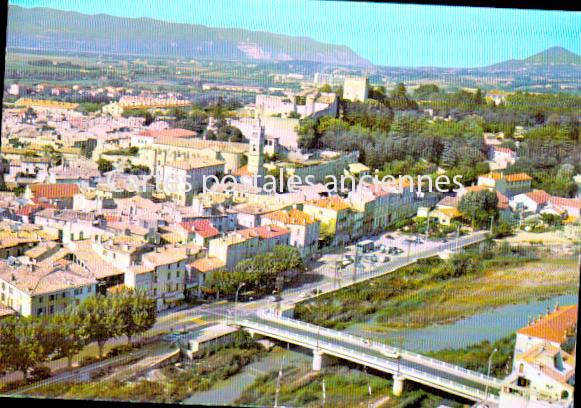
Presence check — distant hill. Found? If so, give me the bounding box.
[6,5,372,67]
[486,47,581,69]
[524,47,581,64]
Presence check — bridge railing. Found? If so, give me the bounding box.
[255,311,502,387]
[238,318,499,402]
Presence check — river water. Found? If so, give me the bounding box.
[182,293,578,404]
[182,348,311,406]
[345,293,578,352]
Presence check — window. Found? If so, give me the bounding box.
[49,294,55,301]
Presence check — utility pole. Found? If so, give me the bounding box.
[489,216,494,233]
[353,245,360,282]
[455,224,460,252]
[274,353,285,408]
[425,215,430,240]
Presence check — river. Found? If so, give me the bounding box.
[345,293,578,352]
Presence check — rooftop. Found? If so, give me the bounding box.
[189,257,226,273]
[517,304,577,344]
[180,219,220,239]
[165,158,224,171]
[264,208,317,225]
[29,183,80,199]
[238,225,290,240]
[305,196,350,211]
[0,253,96,296]
[138,128,197,139]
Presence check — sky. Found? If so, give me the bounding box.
[8,0,581,68]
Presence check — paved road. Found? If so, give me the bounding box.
[1,230,488,394]
[238,313,500,403]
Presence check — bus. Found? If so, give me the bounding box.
[357,239,375,254]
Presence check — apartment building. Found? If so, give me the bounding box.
[0,253,97,317]
[262,208,321,259]
[302,196,352,246]
[159,158,225,205]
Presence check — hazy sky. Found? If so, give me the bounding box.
[9,0,581,68]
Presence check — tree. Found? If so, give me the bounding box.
[297,118,318,149]
[115,289,157,346]
[49,311,88,369]
[319,84,332,93]
[459,190,499,229]
[390,83,418,110]
[77,295,122,359]
[97,158,114,174]
[144,111,154,126]
[0,317,50,381]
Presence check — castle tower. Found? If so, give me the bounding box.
[247,119,265,186]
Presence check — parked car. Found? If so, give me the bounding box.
[382,256,390,263]
[370,254,378,263]
[299,292,309,299]
[311,288,323,295]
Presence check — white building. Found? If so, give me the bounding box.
[343,77,369,102]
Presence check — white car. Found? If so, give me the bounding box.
[381,349,401,359]
[299,292,309,299]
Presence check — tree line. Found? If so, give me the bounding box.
[0,289,156,381]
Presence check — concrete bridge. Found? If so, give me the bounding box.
[236,311,501,406]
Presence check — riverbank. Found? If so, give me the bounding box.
[294,246,578,331]
[425,335,516,379]
[24,332,265,403]
[236,363,468,407]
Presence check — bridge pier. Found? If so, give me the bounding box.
[392,375,405,397]
[312,350,336,371]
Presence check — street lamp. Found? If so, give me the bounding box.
[485,348,498,402]
[234,282,246,322]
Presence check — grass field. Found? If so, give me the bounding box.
[295,247,579,331]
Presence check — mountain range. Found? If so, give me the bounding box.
[6,5,581,84]
[6,5,372,67]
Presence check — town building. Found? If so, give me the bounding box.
[0,251,97,317]
[343,77,369,102]
[159,158,225,205]
[262,208,321,259]
[302,196,352,246]
[477,172,533,197]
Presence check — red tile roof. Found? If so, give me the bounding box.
[138,128,196,138]
[190,257,225,273]
[517,305,577,344]
[180,219,220,239]
[549,196,581,210]
[496,191,510,210]
[238,225,289,240]
[493,146,515,155]
[16,204,43,216]
[525,190,551,205]
[30,184,80,199]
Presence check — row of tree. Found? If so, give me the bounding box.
[204,245,304,297]
[0,289,156,380]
